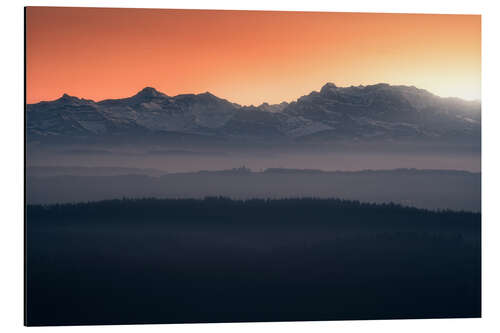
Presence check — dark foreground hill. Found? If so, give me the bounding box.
[26,198,480,326]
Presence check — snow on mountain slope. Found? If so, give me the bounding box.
[26,84,481,145]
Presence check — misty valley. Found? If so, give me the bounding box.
[27,166,480,211]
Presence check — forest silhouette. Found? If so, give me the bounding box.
[26,197,481,326]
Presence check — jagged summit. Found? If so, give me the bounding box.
[319,82,336,93]
[132,88,219,101]
[133,87,167,99]
[258,101,289,112]
[58,93,80,100]
[195,91,222,101]
[321,82,338,90]
[53,93,92,105]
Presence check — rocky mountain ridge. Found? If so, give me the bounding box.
[27,83,481,145]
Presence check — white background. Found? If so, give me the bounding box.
[1,0,499,332]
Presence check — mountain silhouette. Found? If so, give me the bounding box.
[26,83,481,145]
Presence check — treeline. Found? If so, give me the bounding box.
[27,197,480,229]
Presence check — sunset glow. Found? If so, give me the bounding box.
[26,7,481,105]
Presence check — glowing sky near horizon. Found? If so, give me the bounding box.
[26,7,481,105]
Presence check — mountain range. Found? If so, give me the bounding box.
[27,83,481,146]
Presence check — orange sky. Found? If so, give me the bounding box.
[26,7,481,105]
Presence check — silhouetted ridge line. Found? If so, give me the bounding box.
[26,82,481,146]
[27,197,480,227]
